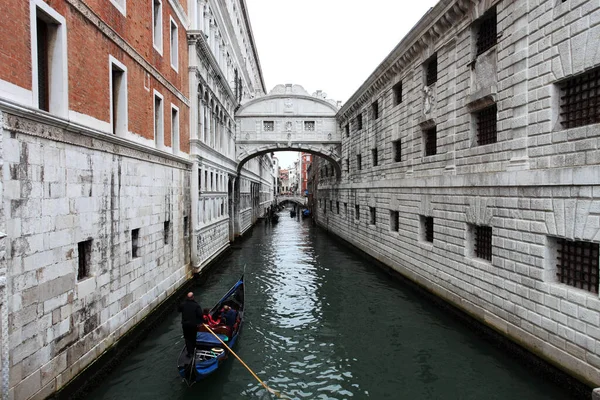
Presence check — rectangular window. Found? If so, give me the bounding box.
[330,200,333,212]
[345,159,349,173]
[393,139,401,162]
[421,216,434,243]
[559,67,600,129]
[355,204,360,220]
[263,121,274,131]
[372,148,378,167]
[132,228,140,258]
[33,4,67,116]
[336,201,340,214]
[304,121,315,131]
[476,7,497,56]
[369,207,376,225]
[475,104,497,145]
[345,124,350,137]
[473,225,492,261]
[554,238,599,294]
[152,0,163,53]
[372,100,379,120]
[184,216,189,237]
[423,126,437,156]
[170,17,178,71]
[163,220,170,245]
[393,81,403,105]
[154,91,164,148]
[390,211,399,232]
[344,202,348,215]
[171,105,179,153]
[425,54,438,86]
[356,114,363,130]
[110,59,127,135]
[357,154,362,170]
[77,239,92,281]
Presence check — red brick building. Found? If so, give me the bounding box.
[300,152,312,195]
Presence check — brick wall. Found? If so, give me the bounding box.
[324,0,600,388]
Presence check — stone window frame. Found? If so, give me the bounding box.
[369,207,376,225]
[304,120,316,132]
[153,89,165,149]
[109,56,128,136]
[163,220,171,245]
[77,239,93,281]
[355,204,360,221]
[422,126,437,157]
[345,123,350,137]
[131,228,141,258]
[152,0,163,55]
[546,236,599,295]
[371,99,379,120]
[171,103,180,154]
[392,139,401,162]
[473,103,498,146]
[31,0,69,117]
[372,147,378,167]
[169,16,179,72]
[393,81,403,106]
[357,154,362,170]
[555,67,600,130]
[424,53,438,87]
[467,223,492,262]
[390,210,399,232]
[263,121,274,132]
[420,215,434,243]
[356,114,363,130]
[474,6,497,57]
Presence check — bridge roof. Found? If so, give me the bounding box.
[236,84,339,116]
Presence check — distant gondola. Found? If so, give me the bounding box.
[177,275,245,385]
[271,213,280,223]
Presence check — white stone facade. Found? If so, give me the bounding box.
[317,0,600,388]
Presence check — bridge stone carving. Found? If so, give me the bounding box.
[235,84,342,176]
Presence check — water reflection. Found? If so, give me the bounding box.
[88,210,575,400]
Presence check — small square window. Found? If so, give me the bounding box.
[132,228,140,258]
[393,139,401,162]
[263,121,274,131]
[356,114,363,130]
[372,100,379,120]
[559,68,600,129]
[425,54,438,86]
[369,207,376,225]
[475,104,497,145]
[372,148,378,167]
[475,7,497,56]
[423,127,437,156]
[357,154,362,170]
[393,81,403,106]
[554,238,599,294]
[345,124,350,137]
[472,225,492,261]
[304,121,315,131]
[164,220,170,244]
[421,216,434,243]
[355,204,360,220]
[77,239,92,280]
[390,211,399,232]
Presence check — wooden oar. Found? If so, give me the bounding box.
[202,324,287,399]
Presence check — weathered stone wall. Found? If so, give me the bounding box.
[320,0,600,388]
[2,111,191,399]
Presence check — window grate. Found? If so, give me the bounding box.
[426,55,438,86]
[556,239,599,294]
[475,226,492,261]
[263,121,274,131]
[559,68,600,129]
[476,8,497,56]
[304,121,315,131]
[424,216,434,243]
[424,127,437,156]
[476,104,497,145]
[390,211,399,232]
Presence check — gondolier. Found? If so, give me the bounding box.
[178,292,203,356]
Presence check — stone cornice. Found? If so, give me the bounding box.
[0,98,192,168]
[65,0,191,107]
[337,0,473,122]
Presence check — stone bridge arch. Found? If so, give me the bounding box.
[235,84,342,177]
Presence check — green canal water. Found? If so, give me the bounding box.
[88,212,576,399]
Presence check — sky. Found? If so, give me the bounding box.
[245,0,440,168]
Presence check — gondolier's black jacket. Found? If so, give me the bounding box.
[179,299,203,326]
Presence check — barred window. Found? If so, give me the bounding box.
[423,127,437,156]
[370,207,376,225]
[421,216,434,243]
[476,7,497,56]
[475,104,497,145]
[372,100,379,120]
[555,238,599,294]
[425,54,438,86]
[372,148,378,167]
[263,121,274,131]
[390,211,399,232]
[304,121,315,131]
[393,81,403,105]
[559,68,600,129]
[474,225,492,261]
[357,114,363,130]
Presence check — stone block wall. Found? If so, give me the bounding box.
[2,111,191,399]
[323,0,600,388]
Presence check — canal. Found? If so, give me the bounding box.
[89,212,575,399]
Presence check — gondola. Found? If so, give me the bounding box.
[271,213,280,223]
[177,275,245,385]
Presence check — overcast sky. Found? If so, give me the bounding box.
[245,0,439,168]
